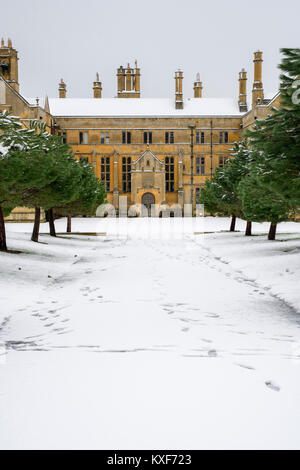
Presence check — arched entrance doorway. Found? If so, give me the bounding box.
[142,192,155,215]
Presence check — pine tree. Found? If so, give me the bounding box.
[54,160,106,233]
[237,48,300,239]
[0,112,83,248]
[246,48,300,211]
[200,140,254,234]
[20,125,80,242]
[0,112,45,250]
[33,154,83,237]
[238,170,290,240]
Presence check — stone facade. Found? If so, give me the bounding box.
[53,113,243,210]
[0,41,281,219]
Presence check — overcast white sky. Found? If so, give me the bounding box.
[1,0,299,101]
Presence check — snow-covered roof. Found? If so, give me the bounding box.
[48,98,244,118]
[24,97,46,107]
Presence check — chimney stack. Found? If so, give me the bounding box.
[125,63,132,91]
[252,50,264,108]
[175,69,184,109]
[117,66,125,94]
[134,60,140,95]
[193,73,203,98]
[93,72,102,98]
[117,61,140,98]
[238,68,248,112]
[59,79,67,98]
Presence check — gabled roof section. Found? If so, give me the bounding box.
[246,91,280,110]
[133,147,163,165]
[0,75,32,107]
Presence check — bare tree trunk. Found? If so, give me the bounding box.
[31,207,41,242]
[0,206,7,251]
[230,214,236,232]
[67,214,72,233]
[245,220,252,236]
[49,208,56,237]
[268,222,277,240]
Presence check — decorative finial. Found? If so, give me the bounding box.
[196,72,200,82]
[7,38,12,48]
[135,60,138,68]
[1,38,4,48]
[96,72,99,82]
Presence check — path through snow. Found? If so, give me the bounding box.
[0,219,300,449]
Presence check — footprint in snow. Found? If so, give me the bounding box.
[208,349,217,357]
[206,313,220,318]
[236,363,256,371]
[265,381,280,392]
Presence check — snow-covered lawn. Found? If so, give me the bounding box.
[0,217,300,449]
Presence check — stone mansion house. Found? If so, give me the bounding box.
[0,38,281,217]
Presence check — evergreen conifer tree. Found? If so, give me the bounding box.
[54,160,106,233]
